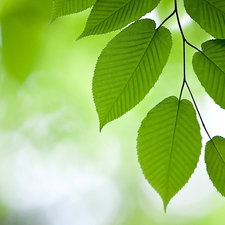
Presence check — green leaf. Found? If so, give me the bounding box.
[93,19,172,130]
[192,39,225,109]
[205,136,225,196]
[184,0,225,38]
[1,0,51,81]
[137,96,202,211]
[50,0,96,22]
[78,0,161,39]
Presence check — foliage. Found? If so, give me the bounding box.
[51,0,225,211]
[1,0,51,81]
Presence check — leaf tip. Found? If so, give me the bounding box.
[48,17,55,25]
[99,122,105,132]
[76,31,89,41]
[49,0,57,24]
[99,126,103,132]
[76,34,84,41]
[163,201,169,213]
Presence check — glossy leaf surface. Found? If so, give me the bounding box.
[205,136,225,196]
[93,19,172,129]
[78,0,160,39]
[193,39,225,109]
[184,0,225,38]
[137,96,202,211]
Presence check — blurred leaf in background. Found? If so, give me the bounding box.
[0,0,52,81]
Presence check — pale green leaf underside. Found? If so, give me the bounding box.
[193,39,225,109]
[137,96,202,211]
[205,136,225,196]
[50,0,96,22]
[93,19,172,129]
[78,0,160,39]
[184,0,225,38]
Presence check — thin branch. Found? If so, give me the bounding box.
[174,0,213,142]
[174,0,202,53]
[157,9,176,29]
[178,39,186,101]
[175,0,186,101]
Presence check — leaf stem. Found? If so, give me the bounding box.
[185,82,212,140]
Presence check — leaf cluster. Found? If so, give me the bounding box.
[51,0,225,211]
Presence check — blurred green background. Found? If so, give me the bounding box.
[0,0,225,224]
